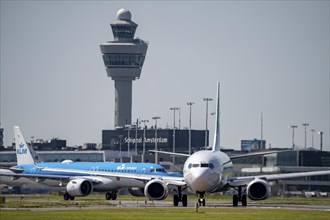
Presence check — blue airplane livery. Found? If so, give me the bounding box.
[1,126,186,202]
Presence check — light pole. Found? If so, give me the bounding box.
[152,116,161,163]
[311,129,315,148]
[125,124,133,162]
[187,102,194,155]
[203,98,213,147]
[140,119,149,162]
[289,125,298,149]
[179,107,181,130]
[302,123,309,148]
[170,107,179,164]
[318,131,323,151]
[135,118,139,156]
[119,135,123,162]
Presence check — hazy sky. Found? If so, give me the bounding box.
[1,1,329,151]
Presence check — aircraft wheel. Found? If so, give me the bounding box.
[198,198,205,207]
[64,192,74,201]
[242,195,247,206]
[173,194,179,207]
[111,193,117,200]
[182,194,188,207]
[63,192,70,201]
[233,195,238,207]
[105,192,112,200]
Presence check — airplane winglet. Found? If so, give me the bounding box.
[14,126,35,166]
[212,82,221,152]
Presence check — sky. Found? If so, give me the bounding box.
[1,1,329,151]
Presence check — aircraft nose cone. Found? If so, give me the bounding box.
[186,169,220,192]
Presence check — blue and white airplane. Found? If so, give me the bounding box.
[1,126,185,201]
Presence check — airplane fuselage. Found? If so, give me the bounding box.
[9,162,181,191]
[183,150,233,193]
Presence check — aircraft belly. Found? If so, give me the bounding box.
[94,177,144,191]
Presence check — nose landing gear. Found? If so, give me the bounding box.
[197,191,206,207]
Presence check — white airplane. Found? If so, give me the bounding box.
[0,126,185,201]
[153,82,330,207]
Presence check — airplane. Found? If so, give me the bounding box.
[152,82,330,207]
[0,126,185,201]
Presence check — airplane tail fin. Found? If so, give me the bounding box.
[14,126,35,166]
[212,82,221,152]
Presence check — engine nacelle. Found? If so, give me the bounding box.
[144,179,168,200]
[246,179,271,201]
[128,187,145,197]
[66,179,93,197]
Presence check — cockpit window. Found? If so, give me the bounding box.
[156,168,166,173]
[201,163,209,168]
[150,168,166,173]
[189,163,214,169]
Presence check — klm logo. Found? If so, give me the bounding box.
[17,143,27,154]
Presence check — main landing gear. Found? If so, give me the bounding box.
[105,191,118,200]
[63,192,75,201]
[232,186,247,207]
[196,192,206,207]
[173,186,188,207]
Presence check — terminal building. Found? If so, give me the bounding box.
[102,127,207,153]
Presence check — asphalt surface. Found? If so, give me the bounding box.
[1,199,329,211]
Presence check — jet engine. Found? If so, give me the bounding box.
[144,179,168,200]
[66,179,93,197]
[128,187,145,197]
[246,179,271,200]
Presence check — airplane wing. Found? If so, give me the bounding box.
[149,150,190,157]
[228,150,287,160]
[227,170,330,187]
[150,150,288,159]
[39,167,186,186]
[0,167,186,187]
[0,171,104,185]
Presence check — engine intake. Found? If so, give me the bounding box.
[144,179,168,200]
[66,179,93,197]
[246,179,270,200]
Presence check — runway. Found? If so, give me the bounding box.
[1,199,329,211]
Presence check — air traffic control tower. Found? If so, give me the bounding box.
[100,8,148,128]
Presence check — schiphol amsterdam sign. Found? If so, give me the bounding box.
[124,137,168,144]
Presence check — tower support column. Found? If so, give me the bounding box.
[115,80,132,127]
